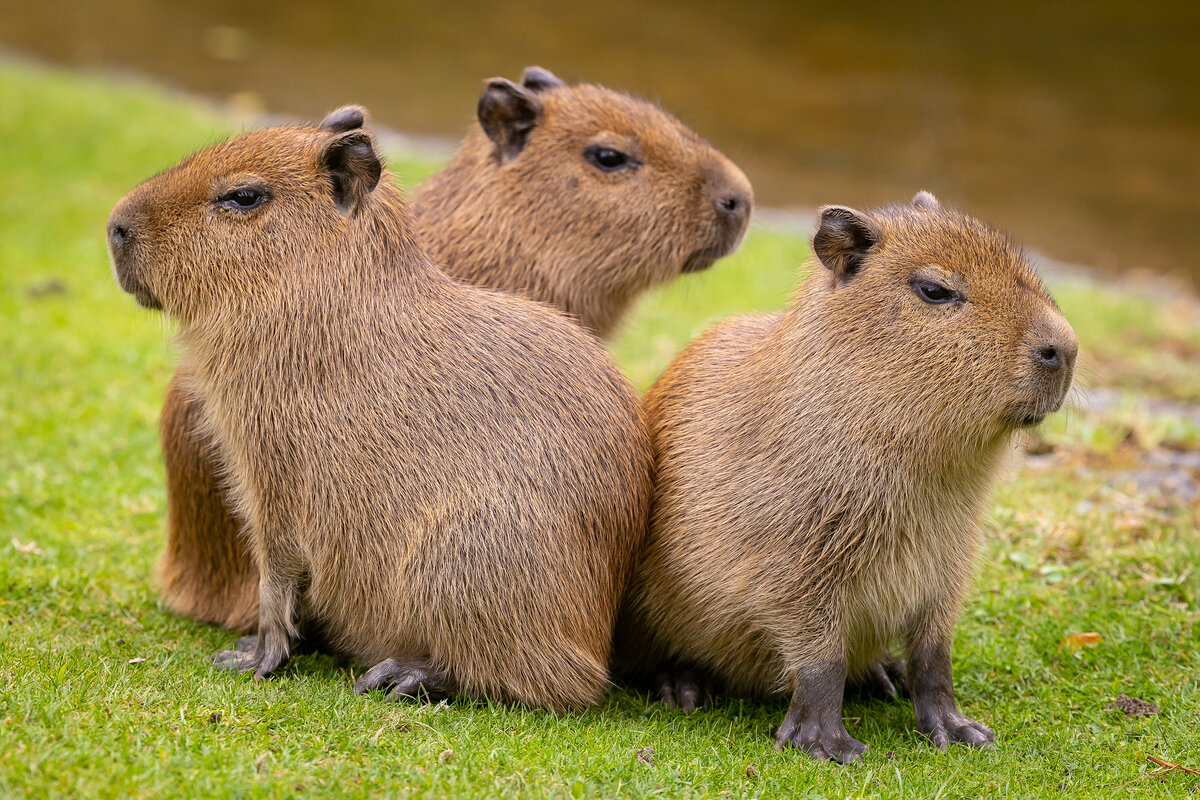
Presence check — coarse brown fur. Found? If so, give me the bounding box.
[157,68,751,633]
[108,122,653,711]
[619,192,1077,759]
[417,67,753,340]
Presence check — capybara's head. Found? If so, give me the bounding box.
[108,108,385,321]
[809,191,1077,437]
[420,67,752,322]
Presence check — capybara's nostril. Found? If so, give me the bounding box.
[109,220,132,250]
[715,191,750,221]
[1034,344,1062,371]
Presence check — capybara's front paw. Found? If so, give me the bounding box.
[354,658,453,703]
[212,634,289,680]
[917,707,995,751]
[653,662,711,712]
[775,714,867,764]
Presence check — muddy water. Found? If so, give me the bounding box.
[2,0,1197,281]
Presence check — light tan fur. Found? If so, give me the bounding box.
[619,192,1077,757]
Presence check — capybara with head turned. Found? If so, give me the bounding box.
[108,119,653,710]
[619,192,1077,759]
[158,68,752,634]
[417,66,753,339]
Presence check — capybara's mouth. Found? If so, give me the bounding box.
[683,216,749,273]
[682,247,723,273]
[132,288,163,310]
[112,261,162,310]
[1008,390,1069,428]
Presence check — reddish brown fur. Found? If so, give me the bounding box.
[417,72,753,339]
[158,69,751,632]
[108,123,653,710]
[619,193,1077,758]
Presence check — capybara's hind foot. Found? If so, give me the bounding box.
[653,661,711,712]
[850,656,907,700]
[354,658,456,703]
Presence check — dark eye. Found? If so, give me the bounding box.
[216,186,270,211]
[911,278,958,305]
[584,145,635,172]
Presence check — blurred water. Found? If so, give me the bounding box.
[2,0,1197,282]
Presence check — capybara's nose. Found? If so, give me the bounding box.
[108,218,134,252]
[1032,332,1078,375]
[715,191,750,222]
[707,160,754,233]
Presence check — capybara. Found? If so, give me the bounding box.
[619,192,1077,760]
[109,119,652,710]
[417,66,753,339]
[158,67,751,633]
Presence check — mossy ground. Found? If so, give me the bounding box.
[2,62,1197,798]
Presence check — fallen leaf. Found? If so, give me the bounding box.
[636,746,655,766]
[438,748,453,763]
[127,657,146,665]
[11,538,43,555]
[1060,631,1103,651]
[745,765,758,777]
[1147,755,1200,776]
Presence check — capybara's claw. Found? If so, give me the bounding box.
[355,658,454,703]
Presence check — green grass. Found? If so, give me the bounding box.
[2,61,1198,799]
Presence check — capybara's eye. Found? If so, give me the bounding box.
[584,145,636,173]
[911,278,959,305]
[216,186,270,212]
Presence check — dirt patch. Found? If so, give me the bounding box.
[1106,695,1160,717]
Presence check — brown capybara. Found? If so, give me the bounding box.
[158,67,752,634]
[618,192,1077,760]
[108,120,653,711]
[417,66,753,339]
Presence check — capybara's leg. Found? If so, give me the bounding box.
[907,626,994,751]
[774,660,867,764]
[212,566,299,679]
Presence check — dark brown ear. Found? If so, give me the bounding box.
[319,105,369,134]
[522,66,565,92]
[478,78,543,163]
[813,205,878,281]
[912,190,940,211]
[319,131,382,213]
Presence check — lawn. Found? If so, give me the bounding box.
[1,61,1198,799]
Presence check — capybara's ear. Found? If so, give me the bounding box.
[912,190,941,211]
[478,78,543,163]
[319,131,382,213]
[521,66,566,92]
[319,105,369,134]
[813,206,879,282]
